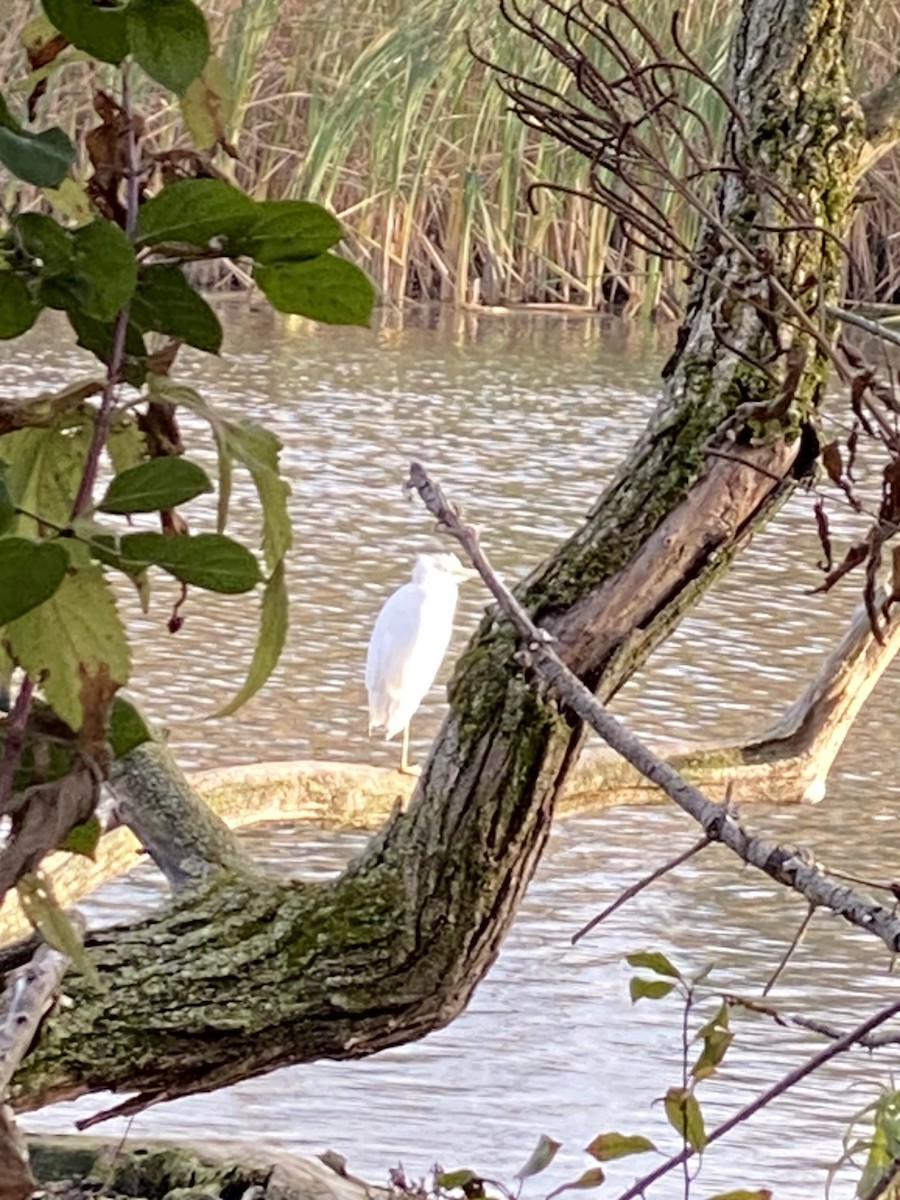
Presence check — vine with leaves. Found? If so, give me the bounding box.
[0,0,375,920]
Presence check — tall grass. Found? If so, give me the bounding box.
[2,0,898,311]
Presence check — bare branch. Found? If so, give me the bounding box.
[762,903,815,996]
[613,997,900,1200]
[571,836,711,944]
[407,461,900,956]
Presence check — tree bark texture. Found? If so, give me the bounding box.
[9,0,875,1114]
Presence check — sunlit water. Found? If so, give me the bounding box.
[6,306,900,1199]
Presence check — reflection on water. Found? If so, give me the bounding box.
[5,306,900,1198]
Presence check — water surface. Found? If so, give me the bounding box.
[6,306,900,1199]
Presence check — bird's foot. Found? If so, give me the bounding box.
[399,763,422,777]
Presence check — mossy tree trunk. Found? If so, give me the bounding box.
[8,0,886,1115]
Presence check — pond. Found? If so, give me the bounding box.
[8,306,900,1199]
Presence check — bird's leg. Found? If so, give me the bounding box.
[400,724,411,773]
[399,724,420,776]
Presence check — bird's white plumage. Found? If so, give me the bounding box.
[366,553,473,752]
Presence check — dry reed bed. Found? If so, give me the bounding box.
[1,0,898,312]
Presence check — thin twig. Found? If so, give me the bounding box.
[762,903,815,996]
[726,994,900,1049]
[571,836,711,944]
[613,997,900,1200]
[406,461,900,956]
[70,68,140,520]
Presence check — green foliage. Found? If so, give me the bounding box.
[664,1086,707,1151]
[705,1191,772,1199]
[107,696,153,758]
[0,94,74,187]
[0,273,40,338]
[135,178,258,248]
[692,1003,733,1081]
[255,254,376,325]
[515,1134,562,1181]
[235,200,343,263]
[42,0,208,93]
[126,0,210,94]
[131,264,223,353]
[0,0,373,923]
[42,0,129,64]
[118,531,261,593]
[5,564,131,731]
[629,977,676,1002]
[544,1169,606,1199]
[215,559,288,716]
[0,538,68,623]
[17,872,101,984]
[583,1133,657,1161]
[99,457,213,514]
[625,950,683,979]
[59,814,102,858]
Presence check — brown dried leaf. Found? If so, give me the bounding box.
[814,499,832,573]
[146,339,182,377]
[810,540,869,594]
[77,660,117,769]
[0,767,98,899]
[821,440,843,485]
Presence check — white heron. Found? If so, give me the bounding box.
[365,552,477,774]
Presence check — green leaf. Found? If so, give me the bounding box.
[107,695,153,758]
[216,558,288,716]
[629,978,676,1003]
[136,178,257,249]
[693,1004,733,1081]
[255,254,375,325]
[236,200,343,264]
[0,469,14,534]
[180,55,235,150]
[220,420,291,568]
[69,219,137,320]
[121,531,262,593]
[106,415,147,476]
[44,178,94,225]
[0,272,40,338]
[131,263,222,353]
[14,212,73,275]
[5,563,130,729]
[584,1133,658,1161]
[0,538,68,624]
[99,457,212,514]
[67,310,147,386]
[0,94,75,186]
[859,1089,900,1196]
[545,1168,606,1199]
[59,813,101,857]
[515,1134,562,1181]
[42,0,129,63]
[704,1191,772,1200]
[127,0,209,94]
[435,1172,479,1191]
[148,378,292,568]
[2,423,92,533]
[663,1088,707,1152]
[626,951,682,979]
[17,871,101,985]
